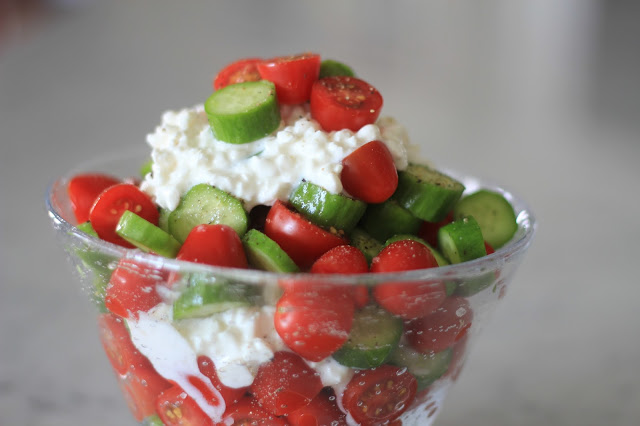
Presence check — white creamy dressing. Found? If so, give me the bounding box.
[140,104,417,211]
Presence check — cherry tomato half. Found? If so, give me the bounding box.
[406,296,473,354]
[156,385,214,426]
[197,356,247,406]
[97,313,152,376]
[68,173,120,224]
[176,224,248,269]
[287,389,347,426]
[250,351,323,416]
[213,57,263,91]
[105,259,165,319]
[310,245,369,274]
[117,364,172,422]
[341,140,398,203]
[310,75,383,132]
[274,289,354,362]
[264,201,348,269]
[220,397,289,425]
[372,240,446,320]
[89,183,159,248]
[257,52,321,104]
[342,365,417,425]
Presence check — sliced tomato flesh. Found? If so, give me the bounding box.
[257,52,321,104]
[213,57,263,90]
[68,173,120,224]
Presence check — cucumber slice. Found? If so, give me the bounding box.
[77,221,99,238]
[454,190,517,249]
[390,345,453,391]
[348,228,383,265]
[319,59,355,78]
[158,207,171,233]
[173,279,257,320]
[168,183,248,243]
[333,305,403,369]
[204,80,281,144]
[116,211,182,258]
[289,181,366,232]
[359,200,422,242]
[74,222,115,275]
[438,216,487,264]
[242,229,299,273]
[394,164,465,222]
[454,272,496,297]
[143,414,165,426]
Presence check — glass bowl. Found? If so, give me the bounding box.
[46,150,535,426]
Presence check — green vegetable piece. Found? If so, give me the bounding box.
[359,200,422,242]
[453,190,518,249]
[390,345,453,391]
[173,279,257,320]
[143,414,165,426]
[319,59,355,78]
[289,181,366,232]
[158,207,171,233]
[394,164,465,222]
[333,305,403,369]
[204,80,281,144]
[242,229,299,273]
[116,210,182,258]
[348,228,383,265]
[438,216,487,264]
[73,221,115,275]
[76,221,99,238]
[168,183,248,243]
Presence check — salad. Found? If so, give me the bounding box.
[64,53,520,426]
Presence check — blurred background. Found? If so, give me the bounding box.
[1,1,639,425]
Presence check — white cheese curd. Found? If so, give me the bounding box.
[140,104,416,211]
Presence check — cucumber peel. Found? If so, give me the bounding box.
[242,229,299,273]
[454,190,517,249]
[116,210,182,258]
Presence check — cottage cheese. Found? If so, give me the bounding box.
[140,104,417,211]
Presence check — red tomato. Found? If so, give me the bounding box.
[177,224,248,268]
[352,285,370,309]
[213,57,263,90]
[444,330,470,381]
[219,397,289,425]
[418,211,454,248]
[371,240,446,320]
[484,241,495,255]
[406,296,473,354]
[97,313,152,375]
[156,385,214,426]
[197,356,247,406]
[257,52,321,104]
[105,259,165,319]
[340,141,398,203]
[274,290,354,362]
[310,245,368,274]
[342,365,417,425]
[117,364,172,422]
[89,183,159,248]
[287,389,347,426]
[67,173,120,224]
[310,75,383,132]
[250,351,323,416]
[264,201,348,269]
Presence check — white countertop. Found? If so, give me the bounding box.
[1,1,639,425]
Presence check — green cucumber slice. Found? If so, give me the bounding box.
[333,305,403,369]
[173,279,257,320]
[453,190,517,249]
[390,345,453,391]
[393,164,465,222]
[204,80,281,144]
[77,221,99,238]
[359,200,422,242]
[168,183,248,243]
[242,229,299,273]
[116,211,182,258]
[348,228,383,265]
[319,59,355,78]
[438,216,487,264]
[289,181,366,232]
[158,207,171,233]
[74,222,115,275]
[143,414,165,426]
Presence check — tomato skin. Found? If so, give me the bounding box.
[89,183,159,248]
[105,259,165,319]
[177,224,248,269]
[406,296,473,354]
[310,75,383,132]
[257,52,321,104]
[310,245,369,274]
[68,173,120,224]
[287,389,347,426]
[213,57,263,90]
[97,313,152,375]
[418,211,454,248]
[250,351,323,416]
[156,385,215,426]
[274,290,354,362]
[219,397,289,425]
[342,365,417,425]
[372,240,446,320]
[264,201,348,269]
[197,356,247,406]
[341,141,398,203]
[484,241,495,255]
[117,365,172,422]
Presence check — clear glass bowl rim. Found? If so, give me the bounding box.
[45,150,536,286]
